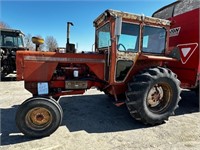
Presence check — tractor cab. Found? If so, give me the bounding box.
[0,28,25,49]
[93,10,174,95]
[0,28,26,78]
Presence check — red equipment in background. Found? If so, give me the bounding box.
[152,0,199,90]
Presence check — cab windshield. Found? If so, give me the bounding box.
[117,23,140,52]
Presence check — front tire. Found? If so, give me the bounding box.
[126,67,181,125]
[16,97,63,137]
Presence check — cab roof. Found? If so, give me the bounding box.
[0,28,24,35]
[94,9,171,27]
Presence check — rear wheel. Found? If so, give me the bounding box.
[16,97,63,137]
[126,67,181,125]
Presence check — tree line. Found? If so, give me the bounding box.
[24,34,58,51]
[0,21,58,52]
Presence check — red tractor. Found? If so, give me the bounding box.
[152,0,199,94]
[16,9,182,137]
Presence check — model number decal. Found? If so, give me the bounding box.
[24,56,105,63]
[170,27,181,37]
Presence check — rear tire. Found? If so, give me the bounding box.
[126,67,181,125]
[16,97,63,137]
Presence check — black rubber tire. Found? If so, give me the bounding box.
[15,97,63,137]
[126,67,181,125]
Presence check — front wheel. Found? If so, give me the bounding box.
[16,97,63,137]
[126,67,181,125]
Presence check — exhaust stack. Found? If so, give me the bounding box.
[66,22,75,53]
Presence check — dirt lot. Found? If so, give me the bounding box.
[0,81,200,150]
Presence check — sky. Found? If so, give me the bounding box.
[0,0,176,52]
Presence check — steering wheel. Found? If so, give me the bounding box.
[117,43,126,51]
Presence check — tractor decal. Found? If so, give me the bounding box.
[24,56,105,63]
[169,27,181,37]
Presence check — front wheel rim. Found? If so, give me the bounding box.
[25,107,53,131]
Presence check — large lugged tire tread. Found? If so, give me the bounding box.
[126,67,181,125]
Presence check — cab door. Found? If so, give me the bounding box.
[115,22,140,82]
[95,22,112,81]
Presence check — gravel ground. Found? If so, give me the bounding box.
[0,81,200,150]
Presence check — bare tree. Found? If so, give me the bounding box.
[45,36,58,52]
[0,21,10,29]
[24,33,35,50]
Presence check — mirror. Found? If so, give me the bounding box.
[115,16,122,36]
